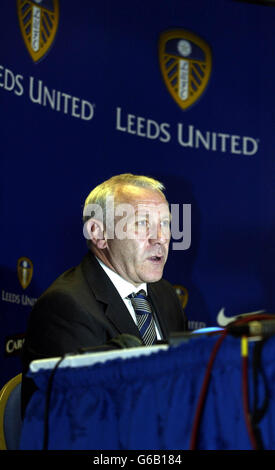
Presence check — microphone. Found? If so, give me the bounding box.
[227,319,275,338]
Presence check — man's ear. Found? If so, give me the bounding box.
[85,218,107,249]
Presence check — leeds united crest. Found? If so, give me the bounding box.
[17,0,59,63]
[174,284,189,310]
[159,30,212,110]
[17,257,33,289]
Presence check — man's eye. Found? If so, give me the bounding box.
[161,220,170,227]
[136,219,148,226]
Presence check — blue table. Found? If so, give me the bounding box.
[20,334,275,450]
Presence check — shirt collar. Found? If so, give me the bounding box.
[95,257,147,299]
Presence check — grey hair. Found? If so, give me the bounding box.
[83,173,166,226]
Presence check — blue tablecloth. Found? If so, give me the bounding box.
[20,334,275,450]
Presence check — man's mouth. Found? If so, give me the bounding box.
[148,255,163,263]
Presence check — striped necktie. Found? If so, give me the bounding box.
[128,290,157,346]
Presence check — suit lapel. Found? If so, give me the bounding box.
[81,252,142,339]
[148,283,169,341]
[104,301,141,338]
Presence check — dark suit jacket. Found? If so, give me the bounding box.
[21,251,187,416]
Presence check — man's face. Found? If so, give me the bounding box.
[104,185,171,286]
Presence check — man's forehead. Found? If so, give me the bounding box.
[115,184,168,205]
[133,202,170,215]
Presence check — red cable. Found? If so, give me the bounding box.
[242,342,258,450]
[189,314,272,450]
[189,331,227,450]
[234,314,272,449]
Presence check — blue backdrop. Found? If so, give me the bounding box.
[1,0,275,388]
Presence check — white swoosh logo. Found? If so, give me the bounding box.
[217,307,266,327]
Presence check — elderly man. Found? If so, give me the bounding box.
[21,173,187,415]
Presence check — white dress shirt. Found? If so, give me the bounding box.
[96,257,161,340]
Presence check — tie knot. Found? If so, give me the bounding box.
[128,290,152,315]
[133,289,147,299]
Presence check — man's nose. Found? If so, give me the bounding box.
[149,224,169,244]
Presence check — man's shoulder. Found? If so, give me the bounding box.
[39,265,82,299]
[32,252,114,316]
[39,252,97,297]
[32,254,91,308]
